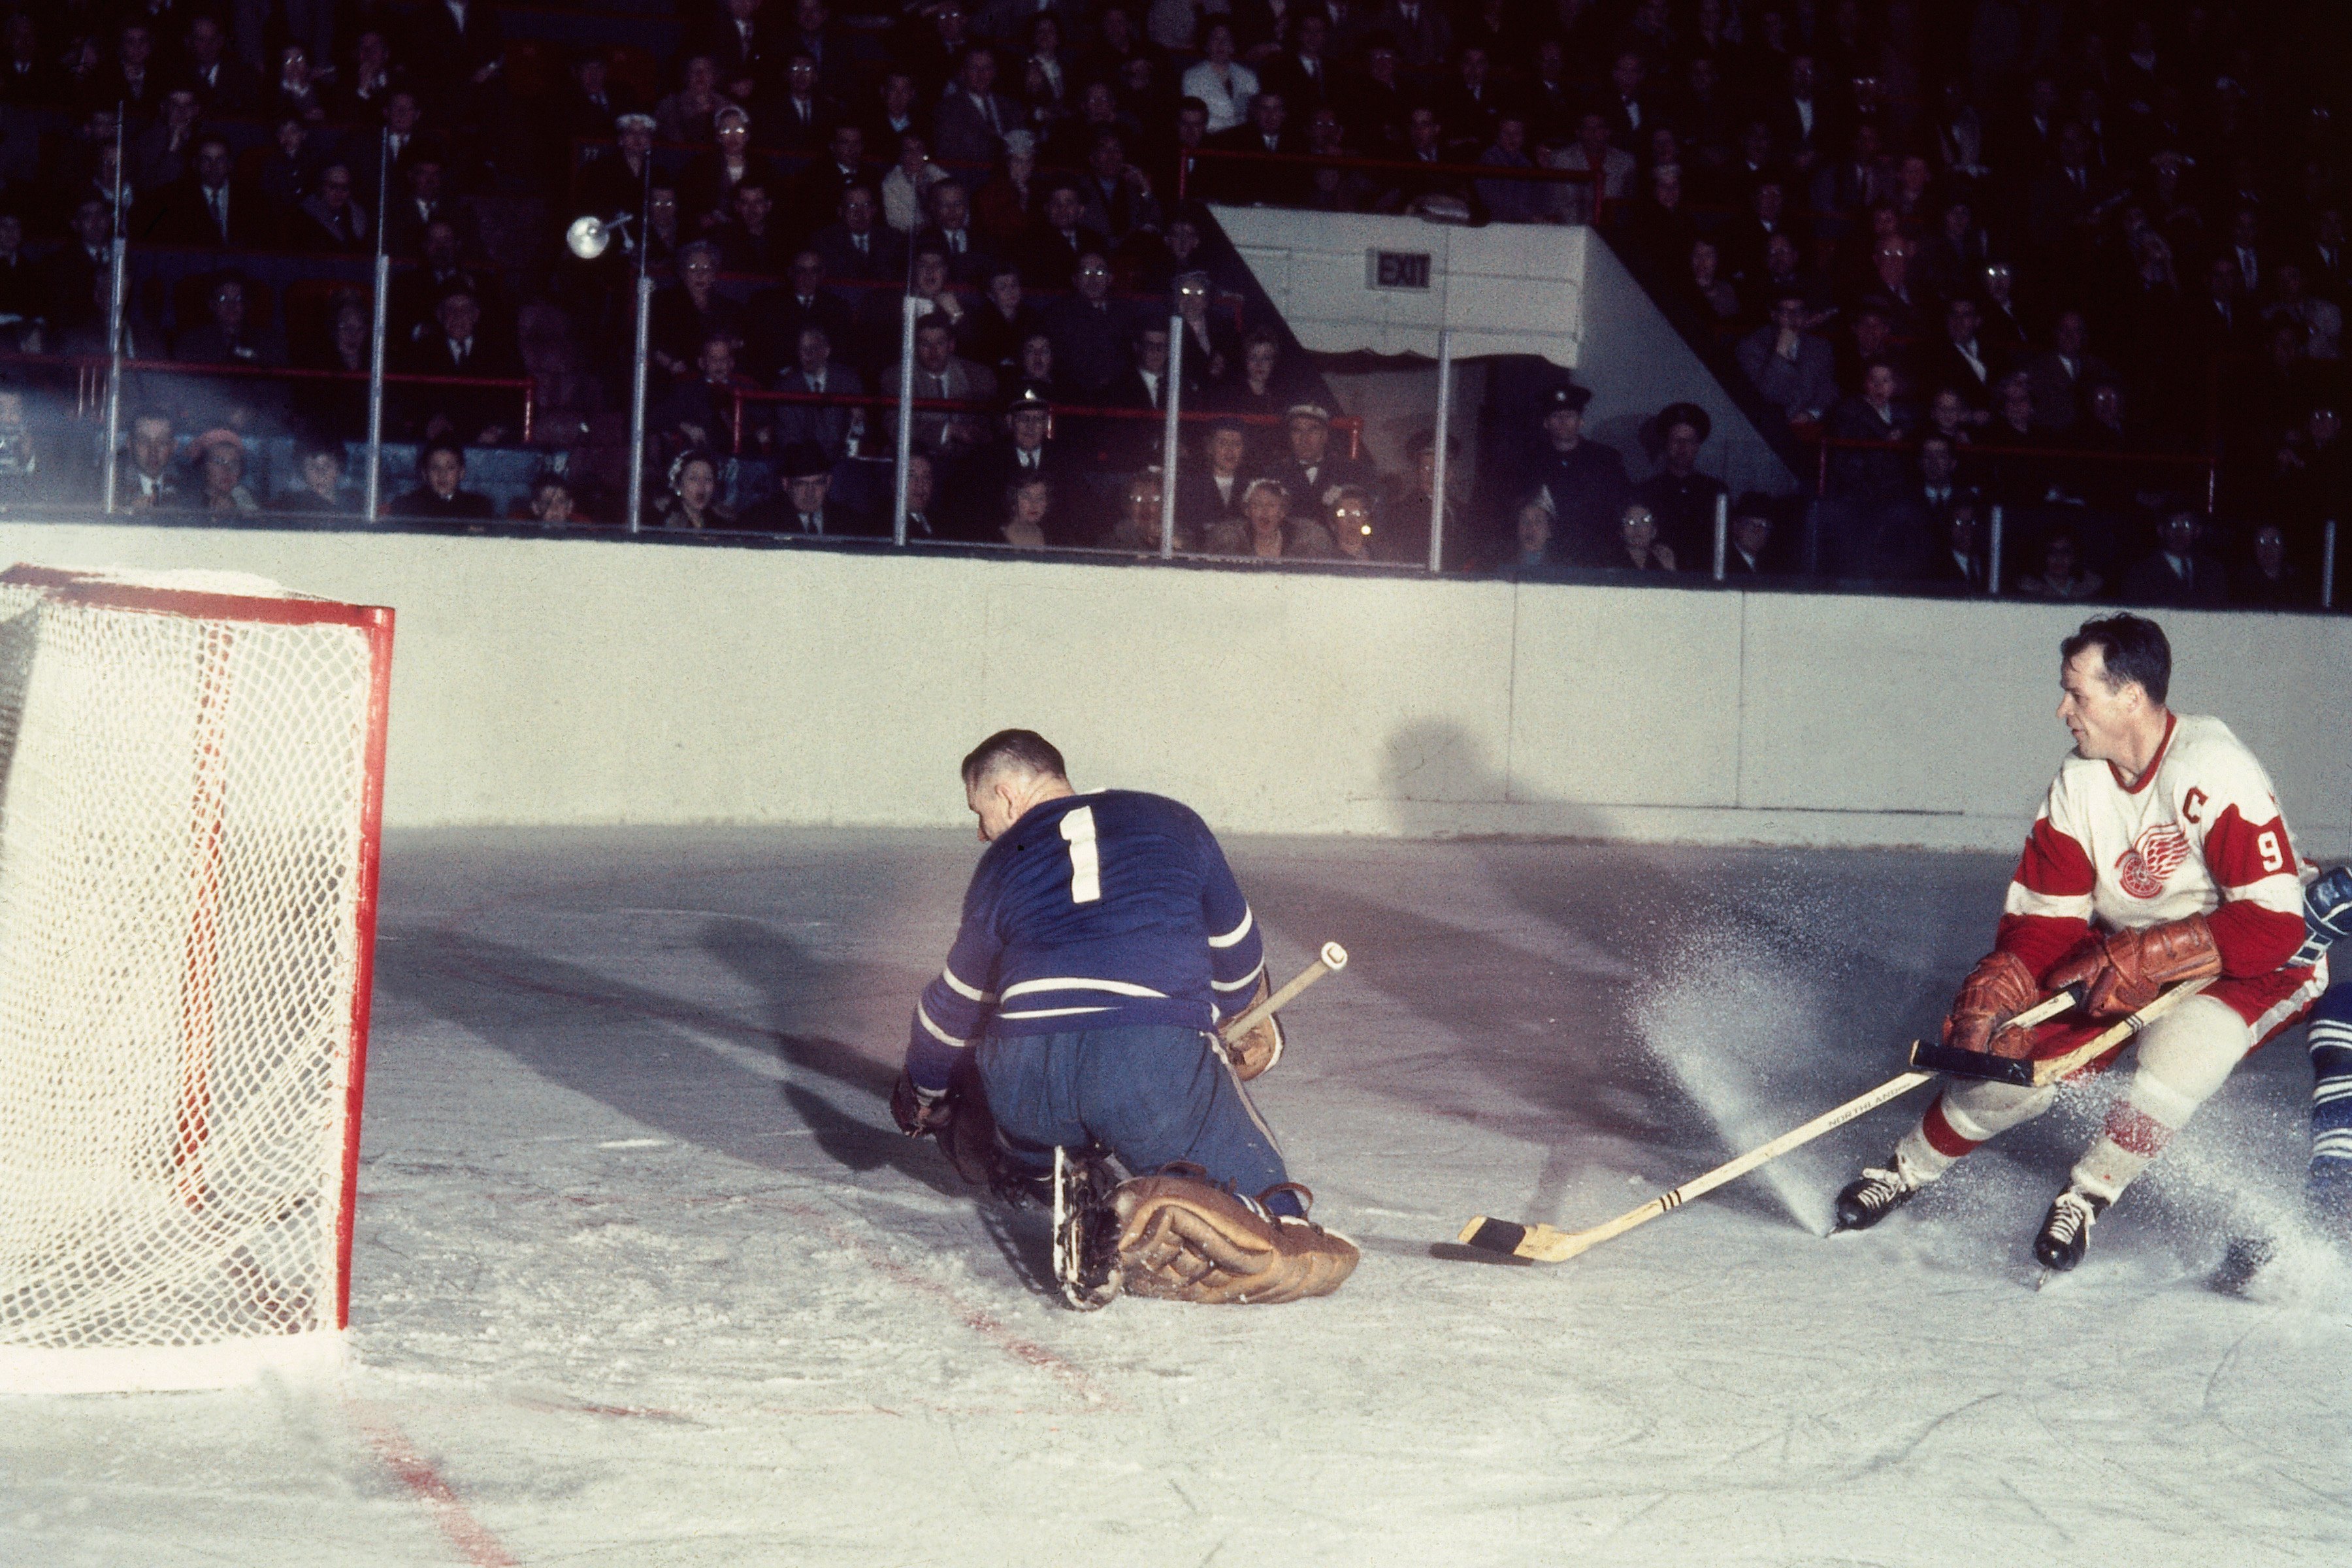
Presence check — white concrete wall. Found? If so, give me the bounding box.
[1,523,2343,857]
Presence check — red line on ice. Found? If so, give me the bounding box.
[350,1407,523,1568]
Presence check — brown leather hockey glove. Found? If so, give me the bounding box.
[890,1070,952,1137]
[1941,949,2042,1060]
[1215,972,1285,1081]
[1111,1174,1358,1305]
[2044,914,2221,1018]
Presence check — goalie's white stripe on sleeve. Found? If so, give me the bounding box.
[1207,907,1255,949]
[1211,960,1267,992]
[1001,976,1169,1000]
[2006,886,2093,919]
[939,964,995,1002]
[998,1005,1115,1019]
[916,1004,968,1050]
[2312,1082,2352,1105]
[2313,1131,2352,1156]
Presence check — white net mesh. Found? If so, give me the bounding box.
[0,570,387,1393]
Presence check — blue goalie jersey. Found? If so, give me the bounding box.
[905,790,1267,1090]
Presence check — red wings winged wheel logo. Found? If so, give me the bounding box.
[2115,823,2191,899]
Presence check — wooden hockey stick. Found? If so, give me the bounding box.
[1456,985,2094,1264]
[1218,941,1347,1047]
[1909,975,2212,1086]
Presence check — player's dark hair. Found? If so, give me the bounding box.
[2063,613,2170,706]
[962,729,1066,789]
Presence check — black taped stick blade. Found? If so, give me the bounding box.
[1459,1217,1529,1255]
[1908,1039,2040,1086]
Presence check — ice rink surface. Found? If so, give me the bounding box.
[6,827,2350,1567]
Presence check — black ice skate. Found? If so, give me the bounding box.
[1833,1165,1920,1232]
[2033,1188,2108,1272]
[2210,1235,2276,1296]
[1051,1145,1122,1311]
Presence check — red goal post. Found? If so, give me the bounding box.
[0,566,393,1395]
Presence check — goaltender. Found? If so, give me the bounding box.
[890,730,1357,1305]
[1835,614,2328,1270]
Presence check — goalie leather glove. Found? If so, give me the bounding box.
[1111,1173,1358,1304]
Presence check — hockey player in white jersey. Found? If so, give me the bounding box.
[1834,614,2328,1270]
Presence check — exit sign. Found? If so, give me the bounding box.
[1367,250,1432,289]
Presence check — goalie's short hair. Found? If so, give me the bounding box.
[962,728,1067,790]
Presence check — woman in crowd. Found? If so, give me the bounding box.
[1181,22,1256,135]
[191,429,259,514]
[1015,331,1059,400]
[1002,474,1053,549]
[655,54,734,146]
[1213,329,1289,435]
[655,451,734,530]
[1205,477,1333,559]
[2012,530,2104,601]
[1612,501,1678,570]
[2233,523,2310,607]
[391,439,496,519]
[883,133,949,235]
[1326,485,1380,562]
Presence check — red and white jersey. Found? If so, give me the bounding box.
[1999,713,2310,1018]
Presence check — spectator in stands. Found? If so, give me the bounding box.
[864,70,930,156]
[655,449,738,531]
[896,451,945,541]
[1266,402,1371,516]
[402,284,523,446]
[0,389,58,508]
[1928,296,1999,411]
[1505,499,1557,573]
[659,329,761,459]
[1380,106,1475,218]
[1475,117,1546,225]
[2119,506,2228,608]
[1518,384,1628,564]
[774,323,866,460]
[2021,311,2117,434]
[291,163,370,253]
[121,411,187,513]
[131,88,203,192]
[580,114,659,233]
[935,46,1022,165]
[2266,264,2341,365]
[0,213,41,350]
[1207,476,1331,558]
[527,472,587,527]
[811,184,906,285]
[1101,466,1176,551]
[1725,497,1777,576]
[916,181,994,285]
[656,54,736,148]
[1213,327,1293,427]
[1326,485,1379,562]
[392,221,506,354]
[954,261,1030,373]
[882,133,949,236]
[189,429,257,515]
[649,244,743,384]
[1925,388,1984,449]
[1635,402,1726,566]
[2234,525,2311,608]
[1980,370,2038,448]
[1182,22,1256,136]
[267,438,358,515]
[1544,112,1633,227]
[1609,501,1678,572]
[178,14,258,118]
[174,273,280,368]
[1041,250,1130,402]
[1825,361,1914,508]
[1739,292,1837,427]
[894,314,996,455]
[2014,530,2104,602]
[1388,429,1456,563]
[748,441,866,534]
[1171,270,1235,386]
[1686,240,1741,324]
[154,135,268,249]
[688,108,778,235]
[1870,433,1973,579]
[974,129,1041,248]
[39,198,110,335]
[1176,416,1252,536]
[1923,500,1990,593]
[1077,132,1162,246]
[254,114,321,237]
[714,180,792,276]
[269,43,331,126]
[1207,91,1305,206]
[385,154,478,263]
[999,472,1054,550]
[958,384,1070,541]
[330,29,400,123]
[390,440,496,520]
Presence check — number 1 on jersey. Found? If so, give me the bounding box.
[1060,806,1102,903]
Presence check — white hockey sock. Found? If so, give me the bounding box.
[2069,1072,2201,1205]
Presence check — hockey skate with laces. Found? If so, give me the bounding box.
[2033,1188,2108,1272]
[1833,1162,1922,1232]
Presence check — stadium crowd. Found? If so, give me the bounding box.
[0,1,2338,604]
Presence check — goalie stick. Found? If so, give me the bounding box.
[1455,984,2115,1264]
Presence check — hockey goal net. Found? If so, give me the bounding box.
[0,566,392,1394]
